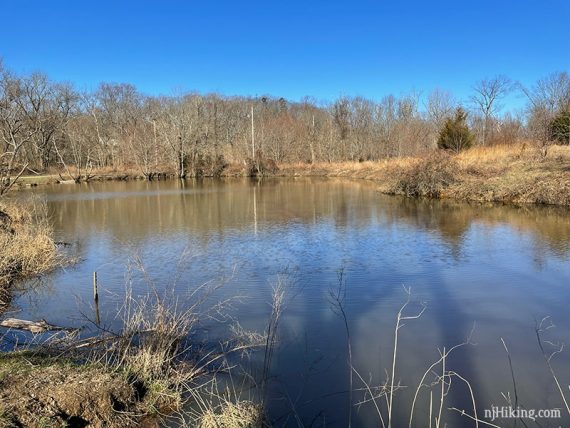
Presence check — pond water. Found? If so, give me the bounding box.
[10,178,570,427]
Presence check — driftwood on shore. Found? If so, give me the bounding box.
[0,318,67,334]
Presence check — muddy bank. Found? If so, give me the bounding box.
[0,352,167,428]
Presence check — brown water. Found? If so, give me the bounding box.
[10,178,570,427]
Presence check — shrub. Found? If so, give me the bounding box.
[193,154,229,177]
[246,151,279,176]
[393,152,459,198]
[437,108,475,152]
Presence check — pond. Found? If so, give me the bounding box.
[11,178,570,427]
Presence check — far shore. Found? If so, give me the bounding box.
[10,143,570,207]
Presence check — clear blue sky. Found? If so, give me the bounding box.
[1,0,569,110]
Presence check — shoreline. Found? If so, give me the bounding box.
[11,144,570,207]
[277,144,570,207]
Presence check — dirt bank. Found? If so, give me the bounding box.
[0,352,166,428]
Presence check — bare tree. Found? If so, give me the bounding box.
[426,89,456,127]
[157,97,192,178]
[520,72,570,156]
[522,71,570,113]
[17,73,75,171]
[376,95,398,158]
[0,67,36,194]
[57,108,96,183]
[471,75,512,145]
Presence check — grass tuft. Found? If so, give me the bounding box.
[199,401,264,428]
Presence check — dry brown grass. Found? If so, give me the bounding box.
[392,152,458,198]
[0,282,208,427]
[0,199,60,309]
[450,143,570,205]
[0,280,212,426]
[279,143,570,206]
[96,285,202,387]
[199,401,263,428]
[0,253,276,427]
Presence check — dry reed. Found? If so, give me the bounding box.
[0,199,60,310]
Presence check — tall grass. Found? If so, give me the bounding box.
[75,260,234,420]
[0,247,290,427]
[79,266,286,426]
[189,275,287,427]
[0,199,60,309]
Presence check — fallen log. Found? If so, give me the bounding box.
[0,318,67,334]
[72,334,118,349]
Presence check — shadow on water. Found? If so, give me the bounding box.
[266,255,485,426]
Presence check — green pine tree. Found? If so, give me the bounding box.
[437,108,475,152]
[549,110,570,145]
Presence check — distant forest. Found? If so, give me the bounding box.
[1,59,569,184]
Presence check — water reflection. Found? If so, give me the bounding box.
[37,178,570,260]
[12,178,570,427]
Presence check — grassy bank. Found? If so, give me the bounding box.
[278,143,570,206]
[0,307,267,428]
[0,289,199,428]
[0,258,270,427]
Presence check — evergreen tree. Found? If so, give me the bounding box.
[437,108,475,152]
[549,110,570,145]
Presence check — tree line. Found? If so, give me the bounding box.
[1,59,569,193]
